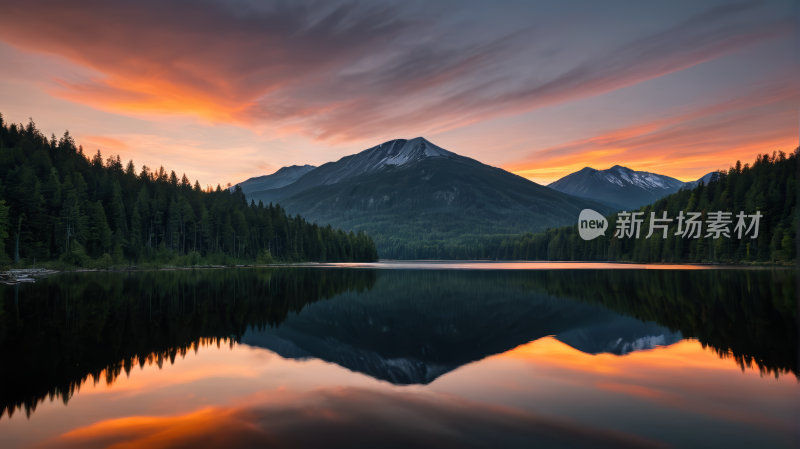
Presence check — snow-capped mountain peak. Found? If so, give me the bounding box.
[588,165,683,191]
[548,165,687,209]
[320,137,455,185]
[356,137,453,168]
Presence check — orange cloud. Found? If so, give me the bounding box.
[496,337,794,431]
[0,1,791,144]
[31,336,795,448]
[38,387,668,449]
[506,75,798,183]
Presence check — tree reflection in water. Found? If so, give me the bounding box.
[0,267,794,420]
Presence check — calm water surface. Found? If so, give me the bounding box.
[0,264,796,448]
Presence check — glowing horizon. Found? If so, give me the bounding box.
[0,0,794,187]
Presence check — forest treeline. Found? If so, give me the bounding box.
[0,114,378,267]
[380,148,797,263]
[0,111,793,265]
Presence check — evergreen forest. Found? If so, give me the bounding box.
[0,114,378,268]
[380,148,798,263]
[0,111,794,265]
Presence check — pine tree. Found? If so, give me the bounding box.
[87,200,112,256]
[110,180,127,248]
[130,202,143,257]
[0,199,10,262]
[0,111,379,265]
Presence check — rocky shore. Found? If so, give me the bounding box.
[0,268,60,285]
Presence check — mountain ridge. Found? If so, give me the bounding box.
[247,137,458,202]
[237,164,316,196]
[244,137,615,257]
[548,165,714,210]
[681,171,717,191]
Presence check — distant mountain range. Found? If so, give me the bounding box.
[548,165,715,210]
[238,137,614,253]
[237,164,315,196]
[235,139,720,255]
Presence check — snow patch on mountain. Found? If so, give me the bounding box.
[602,166,683,192]
[362,137,452,168]
[601,172,625,187]
[606,334,671,354]
[553,165,685,194]
[548,165,693,209]
[320,137,455,185]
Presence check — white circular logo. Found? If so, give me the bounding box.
[578,209,608,241]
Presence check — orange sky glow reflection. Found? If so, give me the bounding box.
[0,334,791,448]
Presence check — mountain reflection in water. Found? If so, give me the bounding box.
[0,267,794,422]
[240,272,685,384]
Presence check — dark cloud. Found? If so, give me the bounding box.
[0,0,791,143]
[311,0,791,142]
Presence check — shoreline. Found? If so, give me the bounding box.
[1,259,794,284]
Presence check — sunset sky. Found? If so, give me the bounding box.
[0,0,795,187]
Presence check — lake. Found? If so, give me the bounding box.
[0,264,796,448]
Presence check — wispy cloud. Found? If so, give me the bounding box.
[0,0,791,144]
[39,387,668,448]
[505,74,798,183]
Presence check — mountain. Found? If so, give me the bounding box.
[681,171,717,191]
[247,138,458,201]
[556,320,682,355]
[241,270,682,385]
[237,164,315,196]
[243,305,680,385]
[246,138,614,255]
[548,165,688,210]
